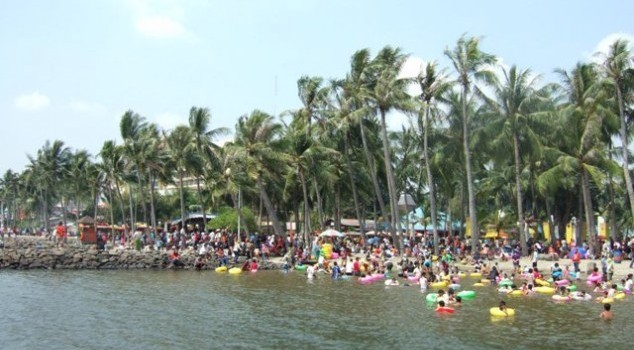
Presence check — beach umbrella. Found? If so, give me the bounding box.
[345,231,362,236]
[320,229,344,237]
[365,230,376,236]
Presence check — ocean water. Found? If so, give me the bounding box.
[0,270,631,349]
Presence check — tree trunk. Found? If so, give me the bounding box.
[360,116,391,233]
[108,187,115,239]
[335,185,341,231]
[43,190,50,235]
[379,108,402,252]
[616,86,634,226]
[299,169,312,241]
[313,181,324,230]
[423,106,440,255]
[513,133,528,256]
[196,176,207,232]
[148,171,157,231]
[257,178,285,238]
[115,180,126,228]
[461,84,479,252]
[128,184,135,235]
[179,171,186,231]
[343,133,365,238]
[580,168,598,254]
[137,170,147,225]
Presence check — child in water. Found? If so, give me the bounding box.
[600,303,613,320]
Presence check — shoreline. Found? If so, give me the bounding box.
[1,236,632,282]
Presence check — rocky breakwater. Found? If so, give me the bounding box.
[0,237,283,270]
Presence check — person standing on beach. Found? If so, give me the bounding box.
[55,222,66,248]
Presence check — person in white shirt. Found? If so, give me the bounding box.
[419,275,428,291]
[345,259,354,275]
[307,264,316,279]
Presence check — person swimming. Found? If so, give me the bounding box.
[600,303,613,320]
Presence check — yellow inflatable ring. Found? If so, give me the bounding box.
[473,283,485,287]
[614,292,625,300]
[508,290,523,296]
[229,267,242,274]
[490,307,515,317]
[535,279,551,287]
[602,298,615,304]
[215,266,227,273]
[534,286,555,294]
[470,272,482,278]
[430,281,448,288]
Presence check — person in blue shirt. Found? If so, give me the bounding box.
[331,261,342,279]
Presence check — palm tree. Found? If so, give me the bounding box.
[297,76,329,139]
[541,63,609,253]
[599,39,634,224]
[99,140,127,228]
[229,110,289,238]
[188,106,229,232]
[165,125,200,231]
[346,49,391,234]
[366,46,415,250]
[480,65,547,255]
[445,35,497,251]
[26,140,71,234]
[417,61,452,255]
[120,110,148,227]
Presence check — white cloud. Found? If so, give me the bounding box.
[589,32,634,63]
[135,16,188,39]
[124,0,193,40]
[14,92,51,112]
[155,112,186,131]
[69,100,107,115]
[399,56,426,97]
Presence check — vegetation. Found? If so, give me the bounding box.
[1,35,633,255]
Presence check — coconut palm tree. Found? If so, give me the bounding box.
[99,140,127,228]
[297,76,329,139]
[445,35,497,251]
[188,106,229,231]
[366,46,415,250]
[165,125,200,231]
[346,49,391,234]
[229,110,289,238]
[417,61,453,255]
[26,140,71,233]
[599,39,634,224]
[540,63,610,253]
[479,65,549,255]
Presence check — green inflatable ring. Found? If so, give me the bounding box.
[457,290,476,299]
[295,265,308,271]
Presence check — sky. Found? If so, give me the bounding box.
[1,0,633,175]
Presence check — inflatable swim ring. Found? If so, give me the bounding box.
[535,279,551,287]
[570,292,592,301]
[601,298,614,304]
[554,279,569,286]
[384,279,400,286]
[458,272,467,278]
[449,284,461,290]
[430,281,448,288]
[229,267,242,274]
[426,293,438,303]
[498,287,511,294]
[614,292,625,300]
[473,283,485,287]
[498,280,513,287]
[470,272,482,278]
[566,285,578,292]
[456,290,476,299]
[587,274,602,283]
[552,295,571,302]
[480,279,491,284]
[295,265,307,271]
[535,286,556,294]
[215,266,227,273]
[435,306,455,314]
[489,307,515,317]
[508,290,523,296]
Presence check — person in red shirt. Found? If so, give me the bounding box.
[353,257,361,276]
[249,259,258,271]
[55,222,67,247]
[572,250,581,274]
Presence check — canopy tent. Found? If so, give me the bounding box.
[319,229,344,238]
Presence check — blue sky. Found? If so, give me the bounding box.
[1,0,633,174]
